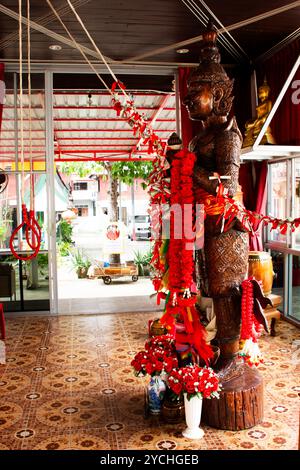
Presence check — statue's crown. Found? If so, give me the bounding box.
[188,22,229,85]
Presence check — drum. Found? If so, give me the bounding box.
[248,251,274,295]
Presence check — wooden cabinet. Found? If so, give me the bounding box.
[0,264,16,300]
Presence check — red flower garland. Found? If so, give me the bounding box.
[240,279,264,366]
[158,149,213,365]
[167,149,196,293]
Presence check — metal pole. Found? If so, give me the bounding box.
[119,180,122,222]
[131,183,135,240]
[284,253,289,316]
[45,70,58,315]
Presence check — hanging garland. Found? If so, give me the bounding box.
[213,180,300,235]
[239,278,272,367]
[158,148,213,365]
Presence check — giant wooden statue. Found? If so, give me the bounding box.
[184,25,263,430]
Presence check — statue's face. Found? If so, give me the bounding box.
[258,87,269,103]
[183,82,214,120]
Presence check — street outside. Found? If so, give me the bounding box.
[72,238,152,265]
[57,238,156,314]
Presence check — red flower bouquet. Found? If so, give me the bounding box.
[131,334,178,377]
[145,334,175,353]
[167,364,221,400]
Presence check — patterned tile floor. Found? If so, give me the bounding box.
[0,312,299,450]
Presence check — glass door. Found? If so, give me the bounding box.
[0,72,50,311]
[267,158,300,325]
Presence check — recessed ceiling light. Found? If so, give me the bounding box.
[49,44,62,51]
[176,48,189,54]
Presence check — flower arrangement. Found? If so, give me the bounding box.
[167,364,221,401]
[145,333,175,352]
[131,334,178,378]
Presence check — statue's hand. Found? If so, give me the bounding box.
[193,167,219,196]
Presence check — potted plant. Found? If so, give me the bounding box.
[57,218,74,258]
[134,249,152,276]
[70,249,91,278]
[168,364,221,439]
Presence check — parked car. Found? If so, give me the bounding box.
[128,215,151,240]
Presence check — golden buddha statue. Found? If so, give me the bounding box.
[243,78,275,147]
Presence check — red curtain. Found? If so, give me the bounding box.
[239,161,268,251]
[257,39,300,145]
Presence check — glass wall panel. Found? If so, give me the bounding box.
[271,249,284,312]
[0,72,49,311]
[268,162,288,244]
[291,254,300,322]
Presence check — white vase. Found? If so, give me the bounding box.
[182,393,204,439]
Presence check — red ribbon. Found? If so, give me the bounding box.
[111,80,126,92]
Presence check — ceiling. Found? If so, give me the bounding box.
[0,0,299,67]
[0,1,299,163]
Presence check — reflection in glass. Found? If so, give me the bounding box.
[0,253,49,311]
[295,159,300,247]
[0,174,18,250]
[291,255,300,322]
[269,162,287,243]
[271,250,284,311]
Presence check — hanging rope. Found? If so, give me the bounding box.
[66,0,128,98]
[25,0,41,251]
[46,0,111,92]
[9,0,41,261]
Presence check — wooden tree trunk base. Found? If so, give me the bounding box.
[202,363,263,431]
